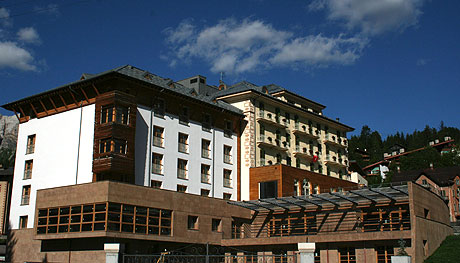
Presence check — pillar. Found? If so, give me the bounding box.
[298,243,315,263]
[105,243,122,263]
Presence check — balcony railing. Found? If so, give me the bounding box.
[178,143,188,153]
[21,196,30,205]
[202,149,210,158]
[224,154,232,164]
[23,170,32,180]
[152,164,162,174]
[223,178,232,188]
[177,169,187,179]
[26,145,35,154]
[153,136,163,147]
[201,174,210,184]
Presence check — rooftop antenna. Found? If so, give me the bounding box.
[220,72,225,83]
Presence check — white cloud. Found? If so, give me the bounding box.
[0,8,11,27]
[309,0,425,35]
[0,41,37,71]
[17,27,40,44]
[163,19,366,74]
[34,4,60,16]
[416,58,429,66]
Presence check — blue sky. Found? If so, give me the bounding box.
[0,0,459,138]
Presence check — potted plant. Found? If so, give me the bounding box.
[391,239,411,263]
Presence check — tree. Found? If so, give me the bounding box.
[0,148,15,169]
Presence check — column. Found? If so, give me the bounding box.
[298,243,315,263]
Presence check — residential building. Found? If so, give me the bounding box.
[213,82,354,200]
[2,65,241,230]
[392,166,460,222]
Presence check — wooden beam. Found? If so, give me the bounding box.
[80,87,90,103]
[59,94,68,109]
[68,89,78,106]
[18,105,26,117]
[92,84,100,96]
[29,102,38,116]
[12,108,20,120]
[38,99,49,116]
[49,97,58,112]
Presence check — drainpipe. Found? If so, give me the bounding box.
[212,128,216,198]
[75,102,83,184]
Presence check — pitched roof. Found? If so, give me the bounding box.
[392,166,460,186]
[2,65,243,115]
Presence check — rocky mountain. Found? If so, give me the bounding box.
[0,114,19,151]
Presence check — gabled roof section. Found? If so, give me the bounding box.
[392,166,460,186]
[2,65,243,115]
[266,84,326,109]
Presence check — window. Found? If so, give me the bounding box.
[202,139,211,158]
[26,134,36,154]
[259,181,278,198]
[188,215,198,230]
[153,126,164,147]
[201,189,210,197]
[100,138,127,154]
[424,208,430,219]
[178,133,189,153]
[260,149,266,166]
[422,179,428,186]
[223,193,232,200]
[177,159,188,179]
[179,107,189,125]
[376,246,394,263]
[224,121,233,138]
[223,169,232,188]
[301,179,310,196]
[201,164,210,184]
[276,154,281,164]
[19,216,28,229]
[190,78,198,84]
[313,184,320,194]
[202,114,211,132]
[152,153,163,174]
[177,185,187,193]
[21,185,31,205]
[296,158,301,168]
[24,160,33,179]
[224,145,232,164]
[339,247,356,263]
[153,99,165,118]
[286,157,291,166]
[101,105,129,125]
[151,180,162,189]
[212,218,222,232]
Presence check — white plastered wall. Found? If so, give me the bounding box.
[135,105,237,200]
[10,105,95,229]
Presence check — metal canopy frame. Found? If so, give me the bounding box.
[311,194,340,206]
[276,197,307,209]
[244,200,274,211]
[227,201,260,211]
[390,185,409,195]
[294,195,323,207]
[260,198,291,210]
[369,188,396,201]
[348,190,379,203]
[330,192,359,205]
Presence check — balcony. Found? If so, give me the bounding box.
[21,196,30,205]
[224,154,232,164]
[177,169,187,179]
[178,143,188,153]
[201,174,210,184]
[293,124,319,139]
[152,164,163,175]
[153,136,163,147]
[224,178,232,188]
[24,170,32,180]
[256,135,288,152]
[202,149,211,159]
[324,154,347,167]
[257,112,287,129]
[323,134,347,148]
[26,145,35,154]
[293,146,315,160]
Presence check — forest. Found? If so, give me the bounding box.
[348,122,460,172]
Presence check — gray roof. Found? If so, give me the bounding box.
[2,65,242,115]
[212,80,353,131]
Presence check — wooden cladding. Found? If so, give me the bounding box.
[233,203,410,239]
[93,91,136,183]
[36,202,172,236]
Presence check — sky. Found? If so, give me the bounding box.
[0,0,459,138]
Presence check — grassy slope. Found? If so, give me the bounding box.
[425,235,460,263]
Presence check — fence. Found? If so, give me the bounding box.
[123,254,297,263]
